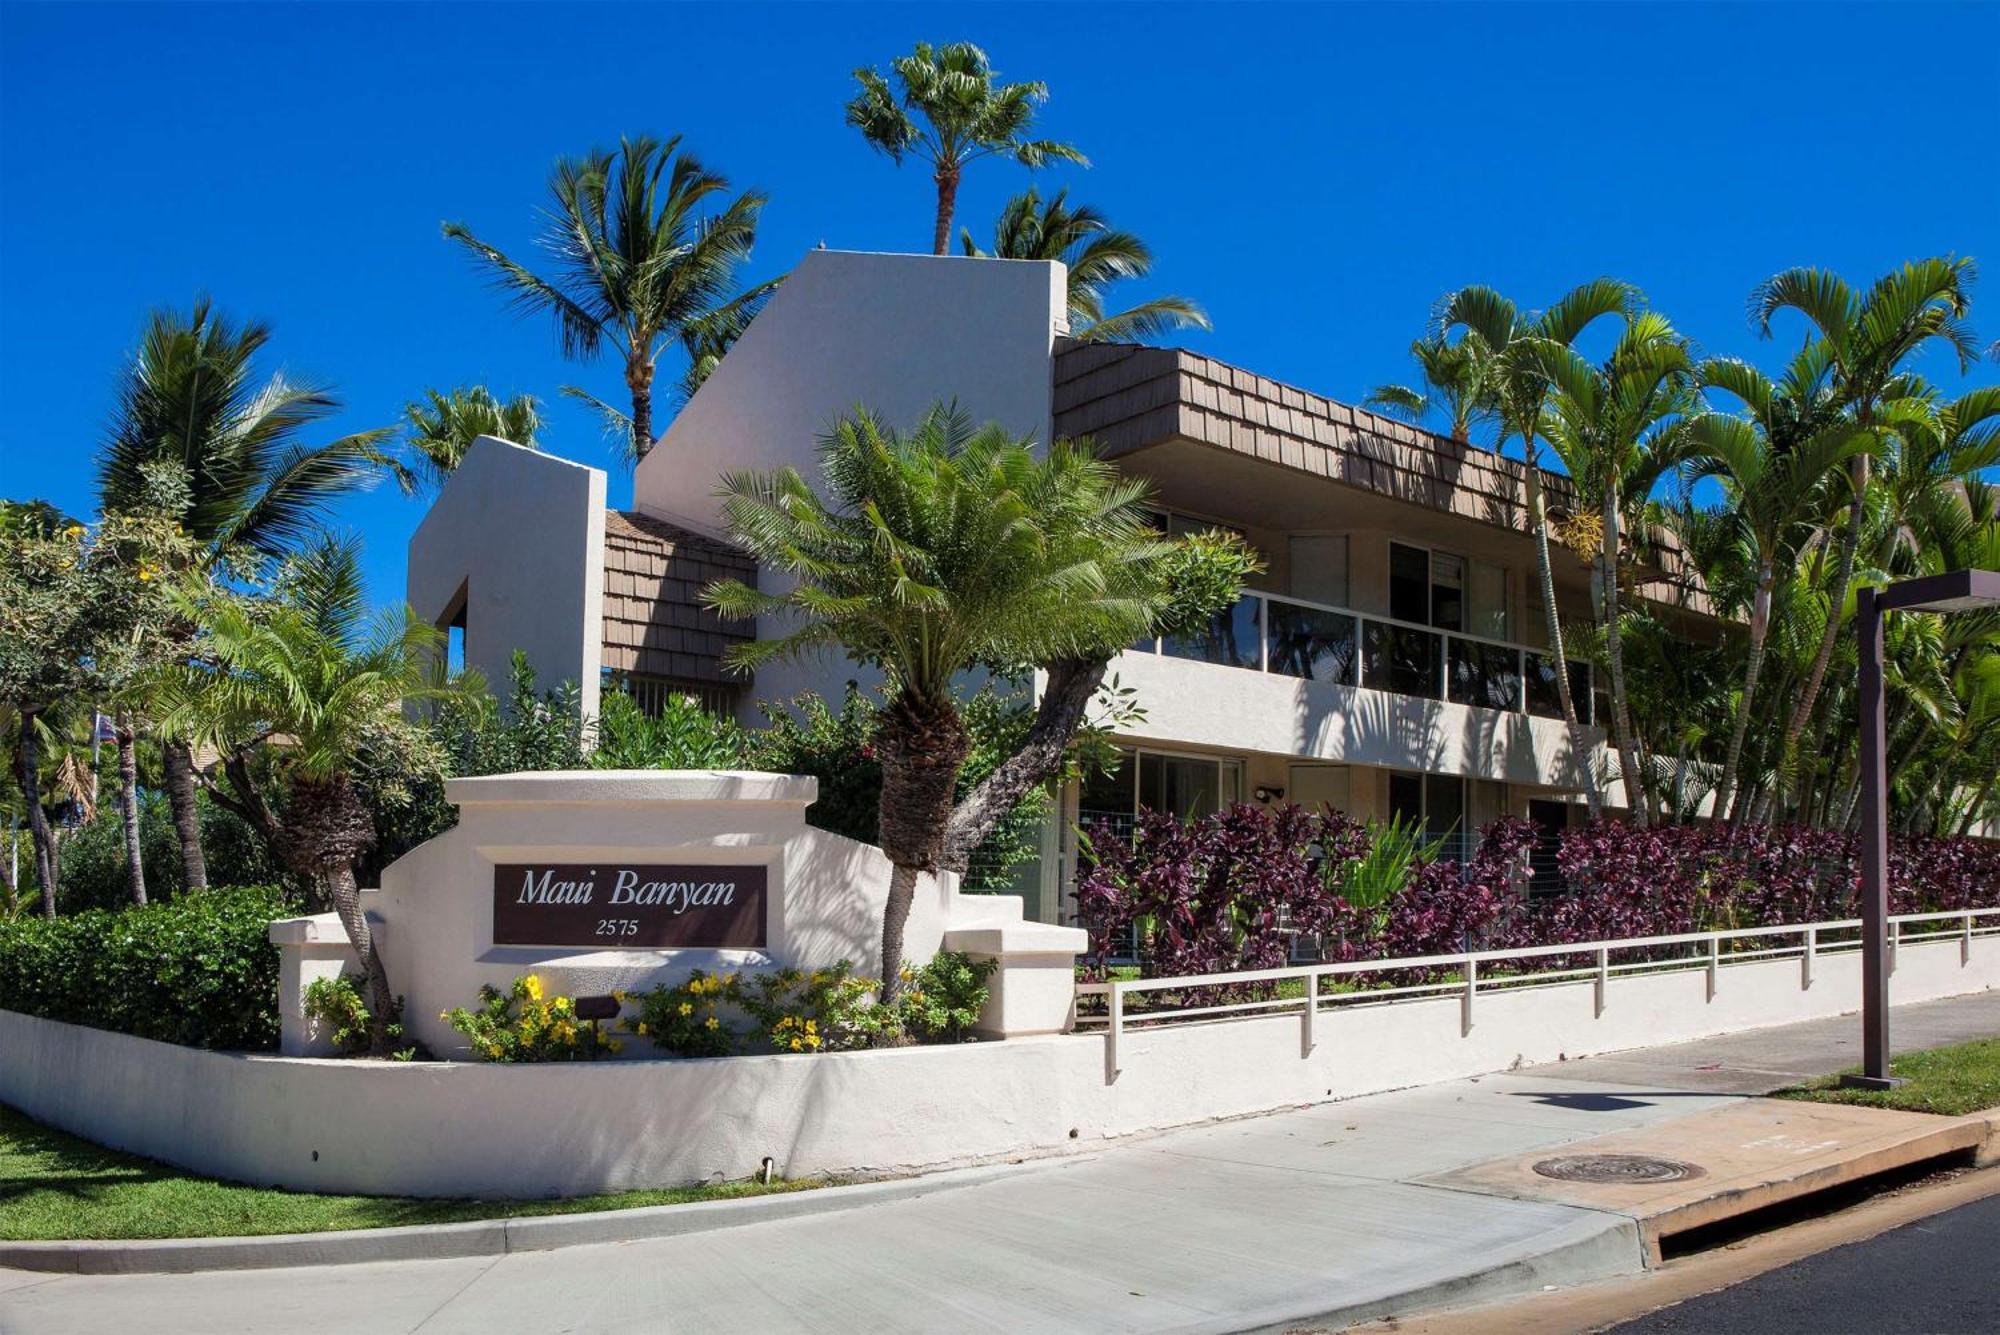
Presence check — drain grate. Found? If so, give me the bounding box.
[1532,1153,1706,1184]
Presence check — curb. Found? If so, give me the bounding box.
[0,1158,1071,1275]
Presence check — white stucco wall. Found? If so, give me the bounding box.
[636,249,1068,713]
[1106,648,1617,794]
[326,771,1010,1059]
[407,436,607,719]
[5,934,1993,1200]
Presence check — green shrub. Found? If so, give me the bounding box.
[302,973,413,1058]
[894,950,994,1043]
[592,688,746,769]
[735,962,890,1053]
[0,886,292,1050]
[56,791,295,912]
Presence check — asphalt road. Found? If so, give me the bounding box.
[1610,1190,2000,1334]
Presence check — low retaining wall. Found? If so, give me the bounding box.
[5,934,1996,1199]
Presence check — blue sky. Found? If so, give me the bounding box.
[4,1,1996,609]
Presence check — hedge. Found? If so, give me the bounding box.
[0,886,293,1051]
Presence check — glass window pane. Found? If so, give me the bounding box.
[1162,593,1260,670]
[1266,601,1357,685]
[1389,772,1424,825]
[1426,774,1468,861]
[1160,756,1223,819]
[1430,552,1465,631]
[1468,560,1508,640]
[1448,638,1522,711]
[1524,653,1593,725]
[1079,751,1137,845]
[1389,543,1430,624]
[1363,620,1441,698]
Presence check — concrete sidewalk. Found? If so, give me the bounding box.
[3,992,1995,1335]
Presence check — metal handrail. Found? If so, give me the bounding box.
[1076,908,2000,1077]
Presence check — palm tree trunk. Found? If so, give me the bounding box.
[1600,490,1646,827]
[162,739,207,892]
[324,863,395,1053]
[115,713,146,907]
[626,356,656,461]
[1529,469,1602,820]
[1776,455,1869,813]
[872,691,970,1002]
[931,163,961,256]
[1957,772,1997,837]
[17,713,57,918]
[1712,566,1774,824]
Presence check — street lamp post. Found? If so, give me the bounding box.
[1841,568,2000,1091]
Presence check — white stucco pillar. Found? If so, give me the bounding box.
[943,920,1089,1038]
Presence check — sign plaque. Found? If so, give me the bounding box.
[491,863,767,949]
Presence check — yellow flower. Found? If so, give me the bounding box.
[608,1040,624,1054]
[789,1037,803,1051]
[678,1002,694,1017]
[636,1022,649,1036]
[522,975,545,1002]
[705,1016,720,1031]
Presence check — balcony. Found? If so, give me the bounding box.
[1138,589,1595,726]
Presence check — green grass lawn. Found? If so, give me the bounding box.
[1775,1037,2000,1118]
[0,1104,831,1241]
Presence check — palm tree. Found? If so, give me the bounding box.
[1750,258,1978,813]
[1516,311,1696,824]
[443,134,767,461]
[707,407,1209,999]
[1680,347,1870,821]
[846,42,1087,255]
[98,299,397,893]
[1365,333,1498,443]
[158,537,479,1051]
[1439,280,1638,819]
[960,189,1207,342]
[398,386,542,494]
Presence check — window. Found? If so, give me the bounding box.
[1467,559,1509,640]
[1363,620,1441,697]
[1525,653,1593,725]
[1390,770,1470,863]
[1267,602,1357,685]
[605,671,738,718]
[1430,552,1465,632]
[1389,542,1431,623]
[1078,749,1245,834]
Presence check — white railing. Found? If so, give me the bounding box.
[1074,908,2000,1078]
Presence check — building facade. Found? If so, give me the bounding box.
[409,248,1721,925]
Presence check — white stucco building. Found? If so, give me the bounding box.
[410,248,1722,924]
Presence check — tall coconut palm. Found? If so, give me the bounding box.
[98,300,397,893]
[443,134,767,462]
[1515,311,1696,824]
[960,189,1207,342]
[846,42,1087,255]
[707,406,1240,1000]
[1681,347,1871,821]
[397,386,543,494]
[1365,332,1498,443]
[1439,280,1638,819]
[157,537,479,1051]
[1750,258,1979,813]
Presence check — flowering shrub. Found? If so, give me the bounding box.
[735,962,888,1053]
[302,972,412,1058]
[443,974,622,1062]
[620,969,737,1057]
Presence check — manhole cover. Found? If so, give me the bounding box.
[1531,1153,1706,1184]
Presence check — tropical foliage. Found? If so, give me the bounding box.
[396,386,542,493]
[961,188,1207,343]
[443,134,769,461]
[846,42,1086,255]
[708,404,1257,997]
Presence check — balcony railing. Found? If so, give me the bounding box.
[1137,589,1593,725]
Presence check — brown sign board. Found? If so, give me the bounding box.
[490,863,767,949]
